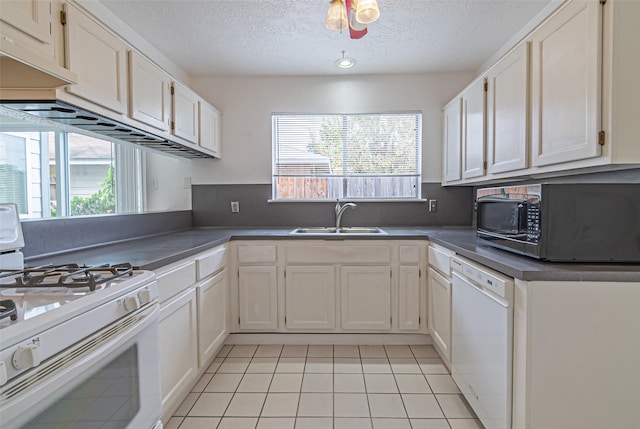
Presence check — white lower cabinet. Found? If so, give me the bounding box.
[196,269,227,365]
[285,265,336,329]
[232,241,426,334]
[341,265,391,330]
[427,267,452,367]
[398,265,421,330]
[238,266,278,330]
[158,288,198,415]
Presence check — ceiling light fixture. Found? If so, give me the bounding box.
[325,0,348,31]
[335,51,356,69]
[326,0,380,39]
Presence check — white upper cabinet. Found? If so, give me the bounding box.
[530,0,601,167]
[129,51,171,132]
[1,0,54,59]
[0,0,76,88]
[462,78,487,179]
[443,98,462,183]
[199,100,222,157]
[63,3,128,114]
[172,81,199,144]
[487,42,529,174]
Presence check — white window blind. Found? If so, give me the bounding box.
[272,113,422,200]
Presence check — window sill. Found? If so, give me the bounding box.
[267,198,428,203]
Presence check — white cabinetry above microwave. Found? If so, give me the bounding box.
[442,0,640,185]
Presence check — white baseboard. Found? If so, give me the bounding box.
[224,333,432,345]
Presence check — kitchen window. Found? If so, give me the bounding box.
[272,113,422,200]
[0,127,142,219]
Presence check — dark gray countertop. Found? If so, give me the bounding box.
[25,227,640,281]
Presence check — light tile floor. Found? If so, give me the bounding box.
[167,344,485,429]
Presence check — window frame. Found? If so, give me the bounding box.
[271,112,423,202]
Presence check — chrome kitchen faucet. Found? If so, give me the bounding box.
[335,200,357,230]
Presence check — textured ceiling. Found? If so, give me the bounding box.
[98,0,551,76]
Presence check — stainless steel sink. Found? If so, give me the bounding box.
[290,227,386,235]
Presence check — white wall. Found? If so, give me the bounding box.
[188,73,473,184]
[144,151,192,211]
[143,73,473,210]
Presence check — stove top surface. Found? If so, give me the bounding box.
[0,263,149,330]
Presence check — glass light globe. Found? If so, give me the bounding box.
[326,0,348,31]
[356,0,380,25]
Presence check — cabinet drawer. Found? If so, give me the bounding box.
[285,245,391,264]
[399,245,420,264]
[238,245,277,264]
[156,261,196,303]
[196,245,226,280]
[428,245,455,277]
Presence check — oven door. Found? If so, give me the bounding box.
[0,304,161,429]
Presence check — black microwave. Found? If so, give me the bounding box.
[476,184,640,262]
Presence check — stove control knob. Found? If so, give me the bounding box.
[138,289,152,305]
[123,295,141,311]
[13,345,41,370]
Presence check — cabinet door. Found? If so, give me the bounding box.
[159,288,198,411]
[341,266,391,330]
[129,51,171,131]
[0,0,54,59]
[172,81,199,143]
[462,78,487,179]
[530,0,601,167]
[398,266,420,330]
[442,99,462,183]
[199,100,221,157]
[238,266,278,330]
[285,265,336,330]
[487,42,530,174]
[64,4,128,113]
[197,270,227,367]
[427,267,451,363]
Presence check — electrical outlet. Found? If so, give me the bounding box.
[428,199,438,212]
[183,177,191,189]
[150,178,158,190]
[231,201,240,213]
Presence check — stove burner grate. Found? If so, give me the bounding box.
[0,263,134,291]
[0,299,17,321]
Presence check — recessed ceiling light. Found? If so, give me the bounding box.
[335,51,356,69]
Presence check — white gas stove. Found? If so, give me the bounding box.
[0,205,162,429]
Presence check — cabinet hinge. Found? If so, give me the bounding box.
[598,130,605,146]
[285,316,287,323]
[238,317,241,325]
[483,81,488,92]
[483,161,488,170]
[170,85,175,96]
[419,316,421,324]
[60,10,67,26]
[600,0,606,5]
[419,269,421,277]
[171,121,175,131]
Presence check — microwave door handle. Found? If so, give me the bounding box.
[477,196,527,203]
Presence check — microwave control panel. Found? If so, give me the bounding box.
[526,203,541,242]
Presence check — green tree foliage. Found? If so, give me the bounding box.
[308,115,418,175]
[70,166,115,215]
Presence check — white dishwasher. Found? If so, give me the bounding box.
[451,256,514,429]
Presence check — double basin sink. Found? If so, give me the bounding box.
[290,226,387,235]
